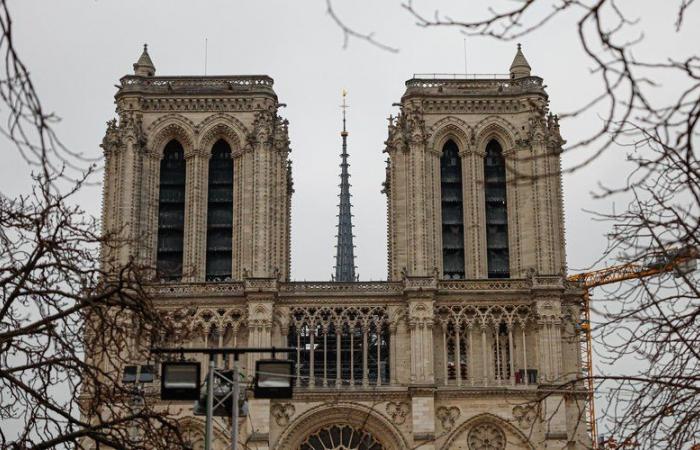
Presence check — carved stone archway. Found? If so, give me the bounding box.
[274,403,407,450]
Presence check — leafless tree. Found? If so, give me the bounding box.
[329,0,700,447]
[0,1,191,448]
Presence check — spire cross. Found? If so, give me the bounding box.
[340,89,349,134]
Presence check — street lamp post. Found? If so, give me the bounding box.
[152,347,295,450]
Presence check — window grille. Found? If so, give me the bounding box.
[484,140,510,278]
[156,140,186,280]
[206,139,233,281]
[440,140,465,279]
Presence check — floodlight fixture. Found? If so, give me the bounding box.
[254,359,295,399]
[161,361,201,400]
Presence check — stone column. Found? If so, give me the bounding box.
[244,278,277,449]
[183,150,208,281]
[405,277,436,384]
[534,298,563,383]
[411,390,436,450]
[461,144,485,278]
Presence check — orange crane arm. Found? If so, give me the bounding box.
[568,246,698,288]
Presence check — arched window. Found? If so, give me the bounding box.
[440,140,465,279]
[484,140,510,278]
[156,140,186,280]
[206,139,233,281]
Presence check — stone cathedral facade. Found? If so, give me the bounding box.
[100,45,589,449]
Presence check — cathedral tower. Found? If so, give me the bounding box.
[101,45,292,282]
[384,45,566,281]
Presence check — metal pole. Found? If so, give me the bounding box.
[231,356,239,450]
[205,355,215,450]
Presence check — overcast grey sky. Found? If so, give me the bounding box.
[4,0,697,281]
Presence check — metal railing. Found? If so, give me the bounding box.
[412,73,510,79]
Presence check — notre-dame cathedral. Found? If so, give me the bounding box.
[99,44,589,449]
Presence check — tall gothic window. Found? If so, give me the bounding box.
[206,139,233,281]
[440,140,465,279]
[156,140,186,280]
[484,140,510,278]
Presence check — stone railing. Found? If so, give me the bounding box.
[144,276,566,300]
[403,76,545,97]
[145,282,245,298]
[279,281,403,295]
[437,278,531,291]
[117,75,276,96]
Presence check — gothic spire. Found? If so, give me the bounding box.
[333,90,357,282]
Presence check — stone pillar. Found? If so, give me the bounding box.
[534,297,563,383]
[245,399,271,450]
[461,146,486,278]
[411,391,436,450]
[243,278,277,449]
[543,394,569,446]
[245,278,277,376]
[183,150,208,281]
[405,277,436,384]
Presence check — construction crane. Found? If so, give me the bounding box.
[567,246,698,448]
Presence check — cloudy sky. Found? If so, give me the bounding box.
[4,0,696,281]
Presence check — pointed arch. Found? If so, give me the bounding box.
[148,114,195,157]
[274,403,407,450]
[196,113,247,155]
[440,412,535,450]
[473,116,518,152]
[430,116,471,153]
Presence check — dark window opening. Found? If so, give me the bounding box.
[157,140,186,281]
[206,139,233,281]
[441,140,465,279]
[288,320,390,387]
[484,140,510,278]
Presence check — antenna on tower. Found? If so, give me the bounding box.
[204,37,208,75]
[463,38,468,75]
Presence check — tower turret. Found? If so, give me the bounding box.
[133,44,156,77]
[333,90,357,282]
[509,43,531,79]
